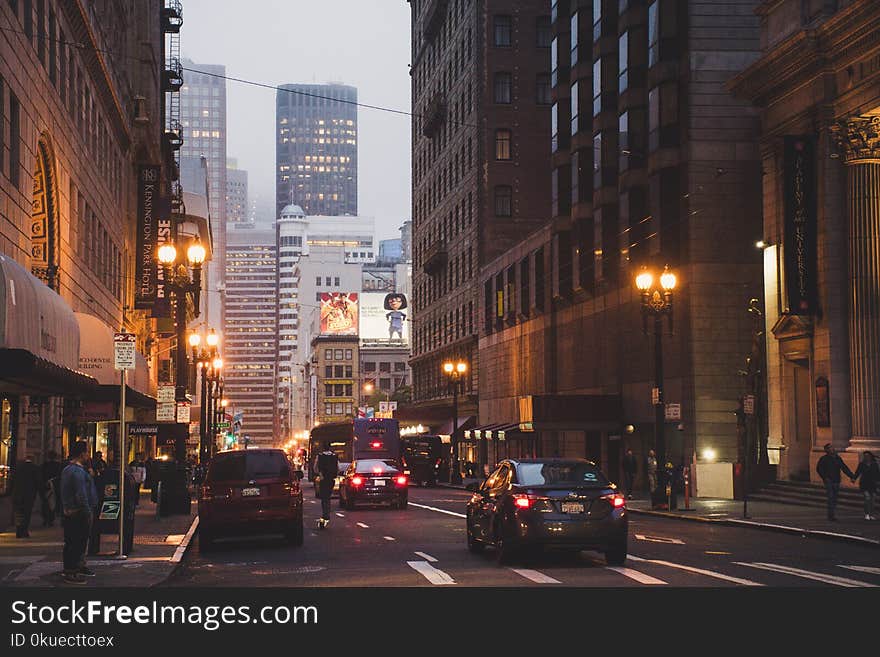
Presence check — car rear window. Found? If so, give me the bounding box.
[208,452,291,481]
[516,462,609,487]
[355,459,399,474]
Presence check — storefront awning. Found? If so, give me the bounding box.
[0,348,97,397]
[75,312,154,401]
[465,422,526,442]
[436,415,475,437]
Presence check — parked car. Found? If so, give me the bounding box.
[339,459,409,510]
[465,458,627,565]
[198,448,304,551]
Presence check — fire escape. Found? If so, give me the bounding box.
[162,0,184,216]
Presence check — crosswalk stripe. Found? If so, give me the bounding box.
[384,536,396,541]
[335,513,345,517]
[606,566,666,584]
[356,522,369,528]
[838,565,880,576]
[407,561,456,585]
[409,502,467,518]
[510,568,561,584]
[735,562,877,587]
[628,555,764,586]
[414,551,437,562]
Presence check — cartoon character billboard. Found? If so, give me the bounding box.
[359,292,408,345]
[319,292,359,336]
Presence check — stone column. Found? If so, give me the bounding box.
[832,115,880,450]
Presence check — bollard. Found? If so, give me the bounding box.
[683,466,690,510]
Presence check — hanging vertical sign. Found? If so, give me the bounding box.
[135,165,160,309]
[783,136,817,315]
[153,194,174,318]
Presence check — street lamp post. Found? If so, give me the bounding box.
[207,357,223,458]
[189,329,219,464]
[158,239,206,462]
[442,360,468,484]
[635,265,676,508]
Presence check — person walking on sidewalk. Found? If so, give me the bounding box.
[60,442,98,584]
[852,451,879,521]
[646,449,658,498]
[816,443,855,521]
[315,441,338,529]
[622,448,638,499]
[11,455,41,538]
[40,450,63,527]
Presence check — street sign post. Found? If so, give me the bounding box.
[176,402,191,424]
[157,385,175,404]
[744,394,755,416]
[113,331,135,559]
[157,404,175,422]
[665,403,681,421]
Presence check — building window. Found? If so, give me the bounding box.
[394,362,405,372]
[325,366,333,378]
[10,91,20,188]
[551,102,558,153]
[380,378,391,391]
[494,72,512,104]
[648,87,659,151]
[334,349,344,360]
[619,31,629,92]
[345,349,353,360]
[364,361,376,372]
[570,11,579,66]
[648,1,659,66]
[535,247,545,311]
[495,129,512,160]
[550,36,558,86]
[494,15,512,47]
[334,365,344,377]
[536,16,552,47]
[520,257,530,314]
[593,0,602,40]
[334,277,340,286]
[325,384,334,397]
[316,276,321,286]
[593,133,603,189]
[325,277,331,286]
[536,73,551,105]
[570,81,579,135]
[592,59,602,116]
[495,186,512,217]
[379,362,391,373]
[325,404,333,416]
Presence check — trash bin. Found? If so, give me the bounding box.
[157,461,191,516]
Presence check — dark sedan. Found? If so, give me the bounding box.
[466,458,628,565]
[339,459,409,510]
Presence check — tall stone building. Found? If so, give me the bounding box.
[408,0,552,429]
[226,158,248,225]
[275,83,358,218]
[730,0,880,482]
[0,1,166,523]
[476,0,766,495]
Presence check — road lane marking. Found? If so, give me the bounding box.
[839,565,880,576]
[414,551,437,562]
[172,516,199,563]
[407,561,456,585]
[335,513,345,517]
[628,555,763,586]
[409,502,467,518]
[510,569,561,584]
[735,562,877,587]
[356,522,370,528]
[384,536,396,541]
[705,551,731,555]
[606,567,666,584]
[635,534,684,544]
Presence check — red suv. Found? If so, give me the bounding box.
[198,448,304,551]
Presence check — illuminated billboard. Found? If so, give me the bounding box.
[359,292,408,345]
[319,292,359,336]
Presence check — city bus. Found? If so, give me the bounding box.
[308,418,402,484]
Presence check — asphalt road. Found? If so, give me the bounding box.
[164,486,880,588]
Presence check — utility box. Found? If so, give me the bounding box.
[694,462,734,499]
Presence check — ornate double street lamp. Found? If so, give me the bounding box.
[189,329,219,464]
[635,265,676,508]
[442,360,468,484]
[158,239,206,462]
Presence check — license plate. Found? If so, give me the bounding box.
[561,502,584,514]
[242,487,261,497]
[372,479,386,487]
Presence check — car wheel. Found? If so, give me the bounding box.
[198,529,214,553]
[604,540,627,566]
[287,515,304,547]
[466,524,484,553]
[495,524,518,565]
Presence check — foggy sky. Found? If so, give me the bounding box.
[181,0,412,241]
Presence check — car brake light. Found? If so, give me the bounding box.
[351,476,363,486]
[396,475,407,486]
[513,495,532,509]
[603,493,626,508]
[370,441,383,449]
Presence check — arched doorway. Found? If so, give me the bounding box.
[31,135,60,290]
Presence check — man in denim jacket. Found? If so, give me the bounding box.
[60,442,98,584]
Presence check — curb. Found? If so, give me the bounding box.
[151,514,199,587]
[628,508,880,548]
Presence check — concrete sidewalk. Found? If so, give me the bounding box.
[0,491,198,587]
[440,480,880,548]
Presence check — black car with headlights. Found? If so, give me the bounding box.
[339,459,409,510]
[465,458,628,565]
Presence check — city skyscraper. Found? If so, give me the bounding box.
[275,83,358,219]
[226,158,249,225]
[180,59,227,330]
[225,223,278,446]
